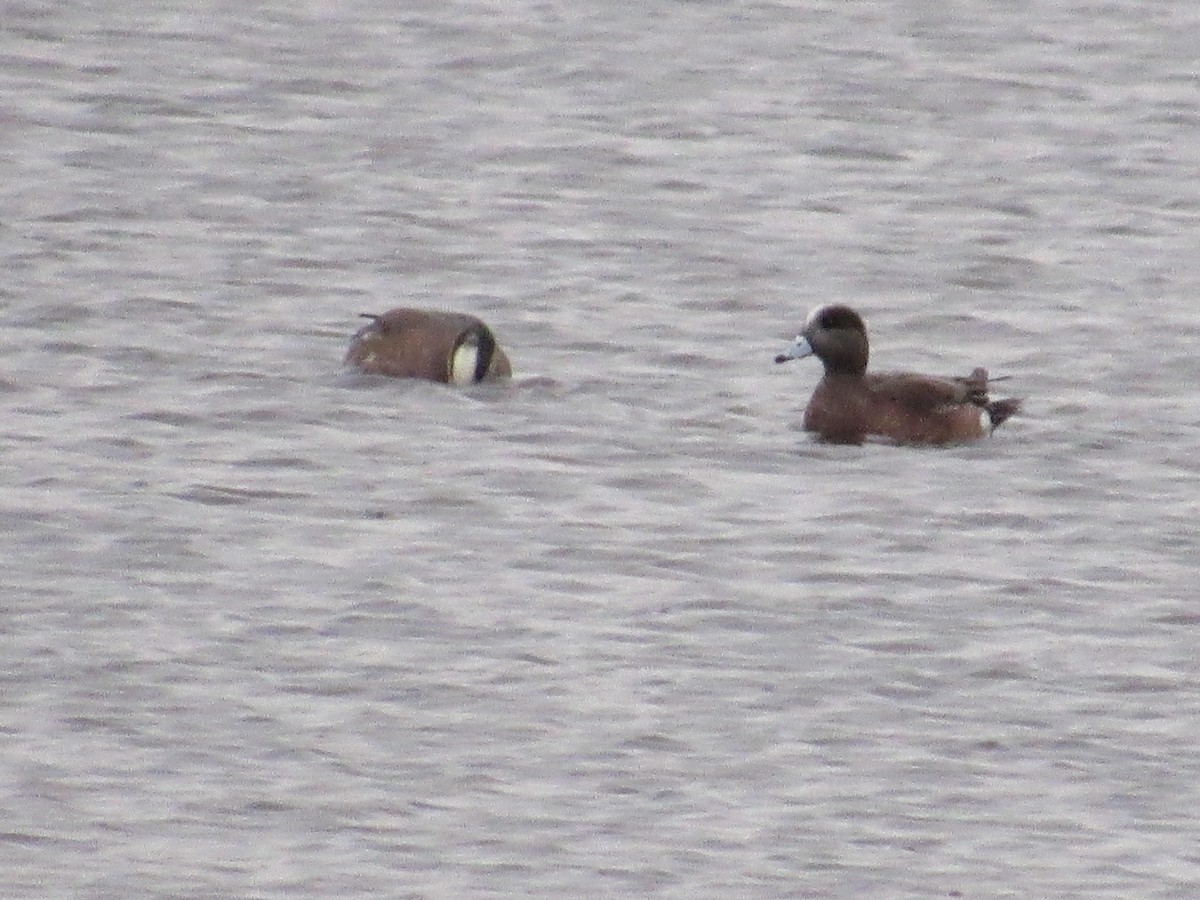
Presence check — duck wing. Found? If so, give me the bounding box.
[863,371,975,413]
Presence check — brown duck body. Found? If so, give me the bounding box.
[776,305,1020,446]
[345,308,512,385]
[803,368,1019,445]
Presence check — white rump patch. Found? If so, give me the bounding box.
[450,341,481,385]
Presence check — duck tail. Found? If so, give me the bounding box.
[986,398,1022,430]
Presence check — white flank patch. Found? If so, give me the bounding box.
[450,341,481,385]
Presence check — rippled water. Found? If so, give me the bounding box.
[5,1,1200,897]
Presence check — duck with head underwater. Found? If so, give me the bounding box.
[345,308,512,385]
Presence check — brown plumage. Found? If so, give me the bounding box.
[345,308,512,385]
[774,305,1021,445]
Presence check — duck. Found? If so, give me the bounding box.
[345,308,512,385]
[774,304,1020,445]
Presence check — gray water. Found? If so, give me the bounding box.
[4,1,1200,897]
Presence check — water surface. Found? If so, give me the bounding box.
[4,1,1200,897]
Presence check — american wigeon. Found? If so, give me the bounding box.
[774,304,1020,445]
[345,308,512,385]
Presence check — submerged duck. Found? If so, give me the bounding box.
[775,304,1020,445]
[345,308,512,385]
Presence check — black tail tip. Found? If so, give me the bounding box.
[987,398,1022,429]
